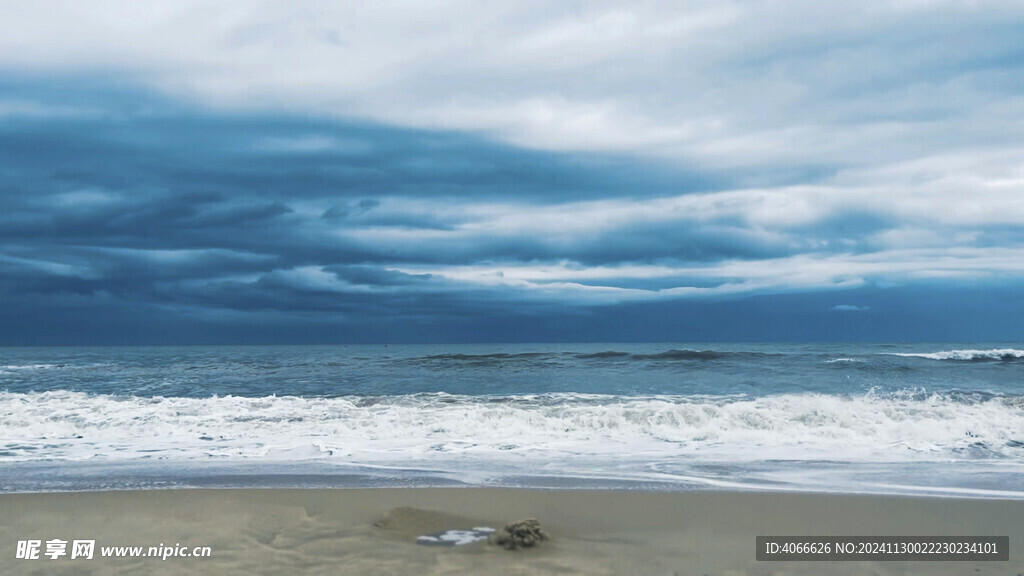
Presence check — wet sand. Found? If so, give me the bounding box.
[1,488,1021,575]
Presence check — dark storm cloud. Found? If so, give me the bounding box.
[0,79,716,207]
[325,265,433,287]
[0,78,754,342]
[2,2,1024,344]
[2,73,1024,344]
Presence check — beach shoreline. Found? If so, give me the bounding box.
[2,487,1020,575]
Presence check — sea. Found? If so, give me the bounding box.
[1,343,1022,497]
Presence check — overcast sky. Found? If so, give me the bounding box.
[2,1,1023,344]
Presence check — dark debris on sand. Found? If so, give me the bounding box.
[489,518,549,550]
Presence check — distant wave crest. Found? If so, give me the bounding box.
[408,349,775,364]
[575,349,733,360]
[885,349,1024,361]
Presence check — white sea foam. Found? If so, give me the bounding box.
[417,527,495,546]
[0,364,58,372]
[2,391,1022,469]
[884,349,1024,361]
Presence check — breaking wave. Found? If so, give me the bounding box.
[3,390,1022,465]
[884,349,1024,361]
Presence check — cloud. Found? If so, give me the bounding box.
[2,1,1021,170]
[2,80,1024,317]
[1,3,1023,343]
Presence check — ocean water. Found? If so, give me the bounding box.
[1,343,1023,497]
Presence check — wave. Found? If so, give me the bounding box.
[411,348,770,360]
[412,347,1024,364]
[825,357,864,364]
[574,349,730,361]
[2,390,1022,466]
[884,349,1024,361]
[409,349,778,364]
[574,351,632,359]
[630,349,729,360]
[420,353,553,361]
[0,364,61,376]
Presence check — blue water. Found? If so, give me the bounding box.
[2,343,1023,496]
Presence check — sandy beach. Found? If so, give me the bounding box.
[1,488,1019,575]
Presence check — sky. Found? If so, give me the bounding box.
[1,1,1023,345]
